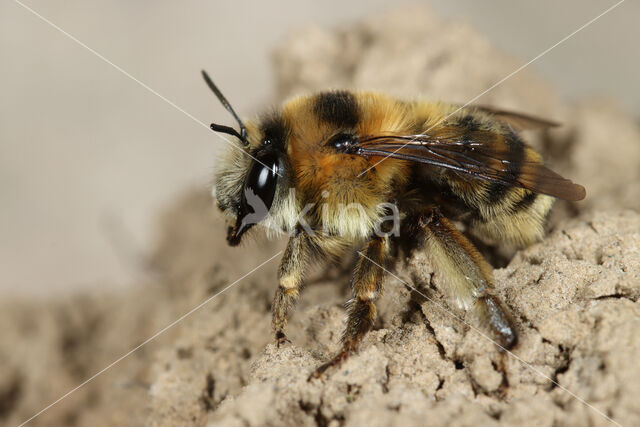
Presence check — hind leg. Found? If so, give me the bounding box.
[312,236,388,378]
[413,207,517,349]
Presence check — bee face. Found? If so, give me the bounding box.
[214,114,295,246]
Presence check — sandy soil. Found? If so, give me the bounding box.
[2,6,639,427]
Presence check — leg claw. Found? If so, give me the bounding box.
[308,350,351,381]
[275,331,291,348]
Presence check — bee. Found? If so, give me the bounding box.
[202,70,586,376]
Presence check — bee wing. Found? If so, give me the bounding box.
[470,105,560,131]
[358,130,585,202]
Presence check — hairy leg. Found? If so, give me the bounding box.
[416,208,517,349]
[272,230,311,346]
[312,236,388,378]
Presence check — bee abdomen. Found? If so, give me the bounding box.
[438,165,554,247]
[511,191,538,213]
[472,190,554,247]
[484,131,526,206]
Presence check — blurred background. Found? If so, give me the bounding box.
[1,0,637,295]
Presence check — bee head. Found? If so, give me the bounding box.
[203,71,290,246]
[216,143,283,246]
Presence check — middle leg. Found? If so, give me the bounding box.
[312,235,389,377]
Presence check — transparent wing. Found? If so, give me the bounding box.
[358,129,585,201]
[469,105,560,131]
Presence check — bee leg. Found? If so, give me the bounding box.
[272,230,310,348]
[417,208,517,350]
[311,236,388,378]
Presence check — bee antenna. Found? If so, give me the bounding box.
[201,70,248,146]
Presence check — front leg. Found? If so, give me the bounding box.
[272,229,311,347]
[312,236,389,378]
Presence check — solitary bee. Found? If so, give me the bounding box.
[204,71,585,376]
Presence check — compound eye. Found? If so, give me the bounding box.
[243,150,280,215]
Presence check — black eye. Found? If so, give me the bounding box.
[241,150,280,216]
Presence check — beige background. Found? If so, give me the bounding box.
[1,0,637,295]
